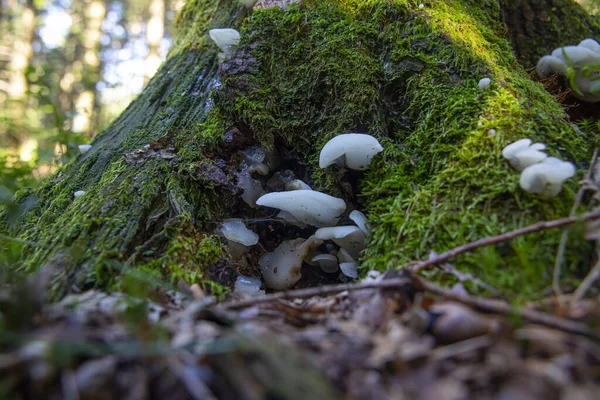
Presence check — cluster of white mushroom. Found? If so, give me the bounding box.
[536,38,600,103]
[502,138,576,198]
[222,134,383,293]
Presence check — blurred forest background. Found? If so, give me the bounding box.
[0,0,180,204]
[0,0,599,206]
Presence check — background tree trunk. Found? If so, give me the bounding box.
[2,0,599,300]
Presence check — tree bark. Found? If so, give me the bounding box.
[499,0,600,67]
[2,0,598,300]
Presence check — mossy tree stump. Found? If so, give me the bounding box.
[2,0,599,300]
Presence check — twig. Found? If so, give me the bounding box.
[553,148,599,296]
[572,258,600,304]
[218,278,412,309]
[413,275,599,340]
[410,208,600,273]
[397,192,420,242]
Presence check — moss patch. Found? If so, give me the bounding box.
[2,0,596,301]
[212,0,594,300]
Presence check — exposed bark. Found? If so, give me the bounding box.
[2,0,598,300]
[499,0,600,67]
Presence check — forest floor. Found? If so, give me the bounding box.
[2,257,600,399]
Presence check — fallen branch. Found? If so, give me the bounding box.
[410,208,600,273]
[218,278,412,309]
[553,148,599,296]
[413,275,599,340]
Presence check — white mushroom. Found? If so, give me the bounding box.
[578,38,600,54]
[220,218,259,246]
[311,254,339,273]
[237,171,265,208]
[349,210,372,237]
[234,275,264,296]
[314,226,366,259]
[337,248,358,278]
[551,45,599,64]
[285,179,311,191]
[478,78,491,90]
[319,133,383,171]
[259,236,322,290]
[537,40,600,102]
[256,190,346,227]
[502,138,547,171]
[519,156,576,197]
[208,28,240,51]
[536,55,567,78]
[78,145,92,154]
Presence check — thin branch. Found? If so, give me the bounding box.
[553,148,599,296]
[572,258,600,304]
[397,192,419,242]
[410,208,600,273]
[218,278,412,309]
[413,275,598,340]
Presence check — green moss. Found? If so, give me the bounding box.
[210,0,594,300]
[2,0,596,301]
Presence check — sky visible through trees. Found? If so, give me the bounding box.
[0,0,179,201]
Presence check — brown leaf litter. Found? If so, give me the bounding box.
[1,269,600,399]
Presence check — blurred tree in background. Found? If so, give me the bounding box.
[0,0,179,202]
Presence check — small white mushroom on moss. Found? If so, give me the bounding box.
[502,138,547,171]
[256,190,346,227]
[234,275,264,296]
[208,28,240,51]
[319,133,383,171]
[311,254,339,273]
[220,218,259,246]
[259,236,322,290]
[519,156,576,198]
[579,38,600,54]
[537,39,600,102]
[349,210,372,238]
[78,145,92,154]
[536,55,567,78]
[315,226,366,259]
[74,191,85,197]
[478,77,491,90]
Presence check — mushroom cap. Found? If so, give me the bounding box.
[536,55,567,78]
[315,226,366,259]
[285,179,311,191]
[578,38,600,54]
[478,77,491,90]
[319,133,383,171]
[220,218,259,246]
[502,139,547,171]
[349,210,372,237]
[234,275,264,296]
[78,144,92,154]
[311,254,339,273]
[208,28,240,51]
[551,45,599,64]
[519,157,576,197]
[340,261,358,278]
[256,190,346,227]
[259,236,322,290]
